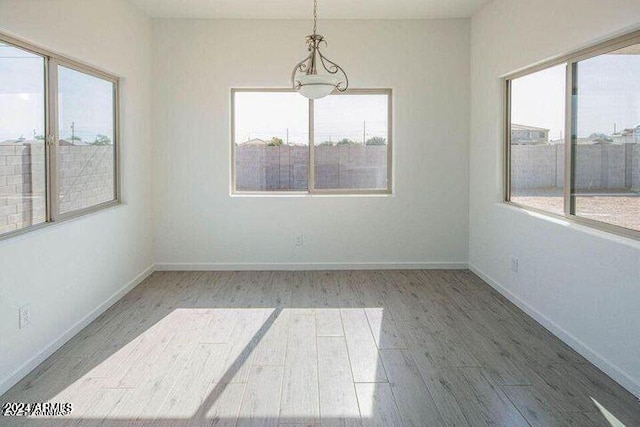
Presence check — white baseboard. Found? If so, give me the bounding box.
[155,261,469,271]
[0,264,156,396]
[469,263,640,399]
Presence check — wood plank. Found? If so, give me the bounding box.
[219,309,270,384]
[548,362,640,425]
[379,349,444,427]
[452,309,531,386]
[316,309,343,337]
[199,382,246,427]
[419,368,471,427]
[252,309,290,366]
[340,309,387,383]
[76,388,134,423]
[279,314,319,425]
[455,367,529,427]
[500,385,604,427]
[200,309,241,344]
[269,271,293,308]
[364,308,406,349]
[355,383,404,427]
[237,365,284,427]
[422,367,528,427]
[154,343,229,419]
[2,270,639,427]
[404,321,478,372]
[112,313,212,420]
[317,337,361,427]
[289,271,316,314]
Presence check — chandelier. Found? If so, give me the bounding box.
[291,0,349,99]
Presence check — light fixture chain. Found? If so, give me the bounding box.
[313,0,318,35]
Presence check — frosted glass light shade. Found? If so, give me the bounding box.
[297,74,340,99]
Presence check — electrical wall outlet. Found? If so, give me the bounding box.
[294,234,304,247]
[511,257,519,273]
[19,304,31,329]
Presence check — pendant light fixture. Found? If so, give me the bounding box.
[291,0,349,99]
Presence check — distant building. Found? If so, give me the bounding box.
[511,124,550,144]
[239,138,267,146]
[0,139,43,146]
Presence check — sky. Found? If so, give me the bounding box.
[511,49,640,141]
[0,43,114,143]
[0,44,45,141]
[3,40,637,146]
[58,66,114,143]
[234,91,388,145]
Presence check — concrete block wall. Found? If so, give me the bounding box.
[235,145,388,191]
[574,144,627,191]
[236,146,309,191]
[0,144,46,235]
[315,145,387,190]
[2,142,635,234]
[511,144,560,190]
[0,143,114,234]
[632,143,640,191]
[59,145,115,214]
[512,143,639,193]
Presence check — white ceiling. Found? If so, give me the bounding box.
[129,0,492,19]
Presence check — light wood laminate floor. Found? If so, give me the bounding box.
[1,270,639,426]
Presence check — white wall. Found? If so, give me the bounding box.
[0,0,154,394]
[1,0,638,404]
[469,0,640,397]
[152,19,470,269]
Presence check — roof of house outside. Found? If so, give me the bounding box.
[511,124,550,132]
[239,138,268,146]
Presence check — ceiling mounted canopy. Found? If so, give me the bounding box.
[291,0,349,100]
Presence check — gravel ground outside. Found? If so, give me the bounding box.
[512,193,639,231]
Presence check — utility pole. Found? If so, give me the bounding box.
[286,128,289,145]
[363,121,366,145]
[71,121,76,142]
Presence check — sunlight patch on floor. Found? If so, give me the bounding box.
[591,397,626,427]
[15,306,386,423]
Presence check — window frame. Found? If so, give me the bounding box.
[0,31,121,241]
[504,29,640,240]
[230,88,393,196]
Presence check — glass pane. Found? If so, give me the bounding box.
[0,42,46,235]
[58,66,115,214]
[572,44,640,231]
[314,93,389,190]
[509,64,566,215]
[234,92,309,191]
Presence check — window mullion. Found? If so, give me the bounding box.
[47,59,60,222]
[564,62,575,217]
[308,98,315,193]
[505,80,512,203]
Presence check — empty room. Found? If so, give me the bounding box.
[0,0,639,425]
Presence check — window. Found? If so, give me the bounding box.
[232,89,392,194]
[57,66,117,214]
[0,34,119,239]
[314,93,389,191]
[508,64,566,216]
[0,42,46,235]
[233,91,309,192]
[572,44,640,231]
[506,30,640,238]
